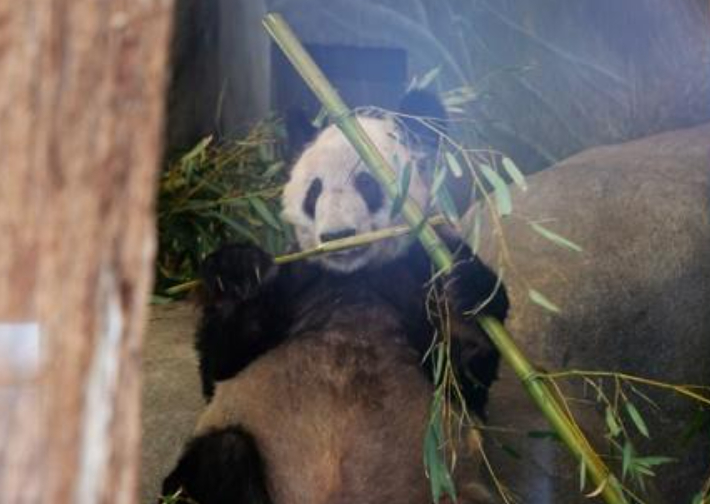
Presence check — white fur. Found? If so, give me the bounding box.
[282,116,430,273]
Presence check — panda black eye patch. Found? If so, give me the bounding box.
[303,178,322,219]
[354,172,384,213]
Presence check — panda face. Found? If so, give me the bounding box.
[282,116,430,273]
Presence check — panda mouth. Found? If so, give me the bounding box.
[328,246,368,261]
[321,245,371,271]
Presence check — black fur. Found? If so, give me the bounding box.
[354,172,385,213]
[196,244,317,398]
[399,89,448,149]
[196,239,508,417]
[302,178,322,219]
[285,107,318,161]
[161,426,272,504]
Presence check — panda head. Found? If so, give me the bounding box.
[282,91,446,273]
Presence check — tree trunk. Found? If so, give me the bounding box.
[0,1,173,503]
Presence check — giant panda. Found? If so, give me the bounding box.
[160,91,509,504]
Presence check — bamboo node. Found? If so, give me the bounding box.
[522,370,542,384]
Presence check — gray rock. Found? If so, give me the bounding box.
[480,123,710,503]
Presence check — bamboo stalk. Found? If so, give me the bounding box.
[262,13,454,273]
[163,216,448,295]
[164,280,201,296]
[264,12,628,504]
[478,317,629,504]
[275,215,447,264]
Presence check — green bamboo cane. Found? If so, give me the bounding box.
[478,317,628,503]
[275,215,448,265]
[262,13,454,273]
[163,216,447,296]
[263,12,628,504]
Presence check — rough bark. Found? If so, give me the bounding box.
[0,1,173,503]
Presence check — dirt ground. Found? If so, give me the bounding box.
[141,302,203,503]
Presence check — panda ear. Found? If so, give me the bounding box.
[285,107,319,163]
[398,90,447,150]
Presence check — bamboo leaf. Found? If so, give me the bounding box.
[465,211,482,254]
[249,197,282,231]
[527,430,561,442]
[635,456,674,467]
[502,157,527,191]
[442,86,477,108]
[444,151,463,178]
[150,295,174,305]
[585,477,608,498]
[622,441,634,480]
[258,142,275,163]
[208,212,258,244]
[416,66,441,90]
[179,135,212,164]
[390,160,412,218]
[530,222,583,253]
[312,107,328,128]
[634,465,656,477]
[406,75,419,92]
[431,163,447,197]
[445,106,465,114]
[605,407,622,438]
[423,394,457,504]
[480,163,512,216]
[432,343,445,384]
[528,289,561,313]
[434,184,459,222]
[263,161,285,179]
[690,493,704,504]
[625,402,650,438]
[500,444,522,459]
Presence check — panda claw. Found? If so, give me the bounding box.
[200,243,276,304]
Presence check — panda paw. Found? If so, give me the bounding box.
[200,243,276,303]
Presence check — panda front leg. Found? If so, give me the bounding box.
[445,248,510,419]
[160,425,272,504]
[195,243,295,399]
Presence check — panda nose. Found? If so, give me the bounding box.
[320,228,357,243]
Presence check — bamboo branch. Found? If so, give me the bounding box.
[275,215,447,264]
[163,215,447,295]
[544,369,710,407]
[478,317,629,504]
[163,280,200,296]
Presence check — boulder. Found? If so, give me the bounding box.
[480,123,710,502]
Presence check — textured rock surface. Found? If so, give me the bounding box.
[481,123,710,503]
